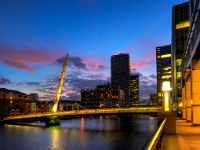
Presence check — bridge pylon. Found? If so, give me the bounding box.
[46,54,69,126]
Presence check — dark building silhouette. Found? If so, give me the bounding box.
[156,45,171,106]
[81,83,120,108]
[81,89,96,108]
[171,2,190,104]
[149,94,158,104]
[111,53,130,105]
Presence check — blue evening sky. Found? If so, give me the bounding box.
[0,0,187,100]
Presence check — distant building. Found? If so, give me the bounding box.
[149,94,158,105]
[156,45,171,106]
[130,74,139,104]
[29,93,39,101]
[171,2,190,104]
[81,89,97,108]
[96,83,120,107]
[81,83,120,108]
[59,100,81,111]
[111,53,130,104]
[139,100,149,105]
[0,88,29,105]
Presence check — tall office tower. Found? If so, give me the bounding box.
[172,2,190,104]
[156,45,171,106]
[111,53,130,105]
[130,74,139,104]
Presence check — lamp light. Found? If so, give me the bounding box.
[162,81,171,112]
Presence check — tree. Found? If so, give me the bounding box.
[0,104,8,120]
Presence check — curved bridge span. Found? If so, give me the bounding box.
[4,106,162,121]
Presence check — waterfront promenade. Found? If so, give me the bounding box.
[161,120,200,150]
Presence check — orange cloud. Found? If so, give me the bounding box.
[130,54,155,70]
[82,55,108,70]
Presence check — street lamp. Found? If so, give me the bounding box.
[162,81,171,112]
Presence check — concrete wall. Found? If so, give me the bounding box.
[158,112,176,134]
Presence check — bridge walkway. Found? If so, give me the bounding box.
[160,119,200,150]
[3,106,162,121]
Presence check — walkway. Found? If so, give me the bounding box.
[161,120,200,150]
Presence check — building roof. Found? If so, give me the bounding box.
[0,88,26,95]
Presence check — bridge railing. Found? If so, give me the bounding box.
[142,118,167,150]
[4,106,163,121]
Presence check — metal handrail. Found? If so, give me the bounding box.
[142,118,167,150]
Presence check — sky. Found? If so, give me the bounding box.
[0,0,187,101]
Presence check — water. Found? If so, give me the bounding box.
[0,115,158,150]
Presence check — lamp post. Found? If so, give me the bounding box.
[162,81,171,112]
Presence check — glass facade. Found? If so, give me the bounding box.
[172,2,190,103]
[156,45,171,106]
[130,74,139,104]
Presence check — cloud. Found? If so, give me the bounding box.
[39,69,108,100]
[0,76,11,85]
[139,74,157,100]
[0,41,63,72]
[39,72,157,101]
[56,55,87,70]
[3,60,34,72]
[130,54,155,70]
[56,55,108,72]
[25,82,40,86]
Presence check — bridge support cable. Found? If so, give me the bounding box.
[39,69,63,100]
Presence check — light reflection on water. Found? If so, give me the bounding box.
[0,115,158,150]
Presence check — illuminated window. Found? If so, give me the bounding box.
[161,54,171,58]
[162,75,171,79]
[176,20,190,29]
[163,67,171,70]
[176,59,182,66]
[176,72,181,79]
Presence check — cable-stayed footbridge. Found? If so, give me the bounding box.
[2,54,162,125]
[4,106,162,122]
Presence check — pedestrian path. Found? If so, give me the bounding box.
[160,120,200,150]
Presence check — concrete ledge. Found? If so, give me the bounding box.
[158,112,176,134]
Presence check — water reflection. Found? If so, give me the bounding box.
[1,115,158,150]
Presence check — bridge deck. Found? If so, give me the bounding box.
[4,106,162,121]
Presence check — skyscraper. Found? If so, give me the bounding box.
[111,53,130,105]
[130,74,139,103]
[156,45,171,106]
[171,2,190,104]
